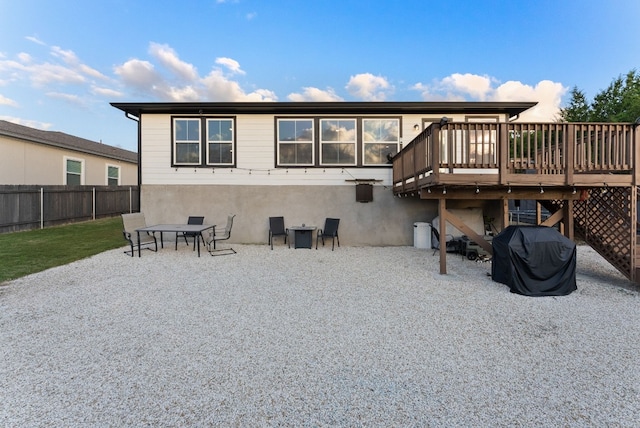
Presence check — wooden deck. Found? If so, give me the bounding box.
[392,121,640,282]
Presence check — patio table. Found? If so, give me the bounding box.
[136,224,215,257]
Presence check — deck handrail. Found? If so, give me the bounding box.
[392,122,637,191]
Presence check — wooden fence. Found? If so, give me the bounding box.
[0,185,140,233]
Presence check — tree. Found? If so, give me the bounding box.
[558,70,640,123]
[558,86,590,122]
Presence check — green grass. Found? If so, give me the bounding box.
[0,217,126,284]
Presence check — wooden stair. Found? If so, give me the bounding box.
[542,187,636,282]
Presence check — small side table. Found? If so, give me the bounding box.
[289,226,317,249]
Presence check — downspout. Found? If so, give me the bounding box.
[124,112,141,211]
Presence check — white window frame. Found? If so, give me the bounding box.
[362,118,400,166]
[106,164,120,186]
[205,118,235,166]
[276,118,315,166]
[319,118,357,166]
[64,156,84,185]
[173,118,202,165]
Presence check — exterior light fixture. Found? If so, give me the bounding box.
[442,186,447,195]
[475,183,480,194]
[539,184,544,194]
[413,124,420,131]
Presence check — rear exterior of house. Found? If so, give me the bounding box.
[111,102,534,246]
[0,120,137,186]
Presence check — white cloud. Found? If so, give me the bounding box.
[346,73,393,101]
[201,68,276,101]
[17,53,32,63]
[441,73,494,101]
[246,12,257,20]
[25,36,45,46]
[0,93,19,107]
[46,92,86,106]
[112,43,276,102]
[413,73,567,121]
[91,86,124,98]
[51,46,108,81]
[0,116,52,129]
[491,80,567,121]
[114,59,164,95]
[287,87,343,101]
[215,57,245,75]
[149,42,199,82]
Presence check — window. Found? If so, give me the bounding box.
[65,158,83,185]
[107,165,120,186]
[206,119,234,165]
[320,119,356,165]
[362,119,399,165]
[277,119,314,166]
[466,116,498,165]
[173,118,201,165]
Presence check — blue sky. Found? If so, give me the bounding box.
[1,0,639,153]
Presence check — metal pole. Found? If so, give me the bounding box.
[40,187,44,229]
[129,186,133,213]
[92,187,96,220]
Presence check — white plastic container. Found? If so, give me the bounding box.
[413,222,431,249]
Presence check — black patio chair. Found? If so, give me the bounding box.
[176,216,205,251]
[431,226,460,255]
[268,216,289,249]
[316,218,340,250]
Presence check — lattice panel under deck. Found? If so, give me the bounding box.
[542,187,633,280]
[573,187,633,278]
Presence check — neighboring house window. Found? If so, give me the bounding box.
[107,165,120,186]
[320,119,356,165]
[206,119,234,165]
[173,118,201,165]
[277,119,314,166]
[65,157,83,185]
[362,119,400,165]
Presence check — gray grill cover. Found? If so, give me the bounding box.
[492,226,577,296]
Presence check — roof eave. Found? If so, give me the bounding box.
[111,101,537,119]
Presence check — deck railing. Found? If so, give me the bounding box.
[393,122,637,192]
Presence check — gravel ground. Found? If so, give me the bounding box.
[1,243,639,427]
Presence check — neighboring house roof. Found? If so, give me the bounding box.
[0,120,138,164]
[110,101,537,119]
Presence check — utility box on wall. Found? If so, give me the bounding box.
[355,183,373,202]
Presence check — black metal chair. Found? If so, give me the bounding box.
[176,216,205,250]
[431,226,460,255]
[207,214,236,256]
[316,218,340,250]
[268,216,289,249]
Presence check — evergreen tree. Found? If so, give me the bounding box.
[558,86,590,121]
[559,70,640,123]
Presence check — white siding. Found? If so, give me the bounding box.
[141,113,394,186]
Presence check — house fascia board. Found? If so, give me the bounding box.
[111,101,538,119]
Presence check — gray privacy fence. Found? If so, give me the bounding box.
[0,185,140,233]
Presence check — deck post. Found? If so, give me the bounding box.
[439,198,447,275]
[499,123,509,185]
[566,124,575,186]
[432,124,441,183]
[501,198,509,229]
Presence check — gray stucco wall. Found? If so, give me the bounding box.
[141,184,440,246]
